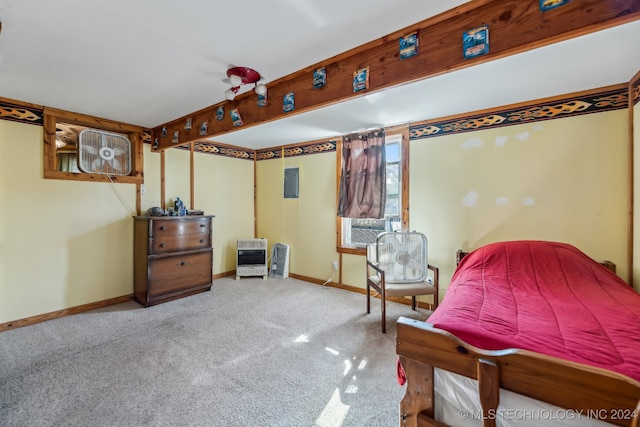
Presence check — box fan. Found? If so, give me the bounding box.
[77,129,132,175]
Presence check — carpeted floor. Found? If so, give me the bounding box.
[0,277,432,427]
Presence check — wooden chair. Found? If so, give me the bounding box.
[366,231,438,333]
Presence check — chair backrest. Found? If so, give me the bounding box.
[374,231,428,283]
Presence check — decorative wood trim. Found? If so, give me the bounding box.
[190,142,195,209]
[142,130,152,144]
[0,295,133,332]
[224,82,634,163]
[43,113,57,173]
[153,1,640,151]
[44,107,142,134]
[185,140,255,160]
[631,69,640,106]
[0,96,43,110]
[335,137,343,251]
[213,271,236,280]
[42,107,144,184]
[43,170,142,184]
[256,139,337,161]
[400,127,410,229]
[629,73,639,286]
[0,97,44,125]
[254,151,257,237]
[410,84,629,140]
[129,129,144,183]
[160,149,166,210]
[289,273,434,310]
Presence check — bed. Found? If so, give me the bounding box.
[395,240,640,427]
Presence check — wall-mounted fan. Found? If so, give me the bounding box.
[78,129,131,175]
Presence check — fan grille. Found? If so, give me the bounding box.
[376,231,428,283]
[78,129,132,176]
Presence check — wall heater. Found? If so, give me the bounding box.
[236,238,268,280]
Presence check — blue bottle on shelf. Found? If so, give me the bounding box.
[175,197,187,216]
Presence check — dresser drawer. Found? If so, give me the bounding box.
[152,217,210,237]
[150,217,210,253]
[148,251,212,297]
[151,232,210,254]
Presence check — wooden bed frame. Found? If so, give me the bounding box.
[396,252,640,427]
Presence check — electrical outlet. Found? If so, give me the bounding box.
[140,184,147,195]
[333,261,339,271]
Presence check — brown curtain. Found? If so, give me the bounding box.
[337,130,386,218]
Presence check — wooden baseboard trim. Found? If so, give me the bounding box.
[0,294,133,332]
[288,273,435,310]
[1,272,433,333]
[213,271,236,279]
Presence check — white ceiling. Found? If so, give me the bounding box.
[0,0,638,150]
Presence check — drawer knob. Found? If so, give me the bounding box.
[199,239,204,243]
[159,243,166,248]
[159,226,166,230]
[179,261,190,266]
[200,224,206,228]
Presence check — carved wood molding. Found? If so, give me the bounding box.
[631,70,640,106]
[409,84,628,140]
[0,97,44,126]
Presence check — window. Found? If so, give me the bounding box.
[338,132,408,252]
[43,107,143,184]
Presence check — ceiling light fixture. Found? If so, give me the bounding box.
[224,66,267,101]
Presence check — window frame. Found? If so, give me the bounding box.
[336,126,410,255]
[43,107,144,184]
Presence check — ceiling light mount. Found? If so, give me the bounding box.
[225,66,267,101]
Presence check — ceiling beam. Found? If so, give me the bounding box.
[153,0,640,151]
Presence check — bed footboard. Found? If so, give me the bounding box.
[396,317,640,427]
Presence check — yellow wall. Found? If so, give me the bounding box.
[1,90,635,325]
[0,120,136,323]
[410,110,629,291]
[0,122,258,324]
[256,152,338,281]
[161,147,256,275]
[164,148,191,209]
[255,110,630,298]
[194,153,255,274]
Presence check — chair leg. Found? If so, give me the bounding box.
[366,282,371,314]
[412,296,417,310]
[381,291,386,334]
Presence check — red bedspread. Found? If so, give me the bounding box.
[425,241,640,382]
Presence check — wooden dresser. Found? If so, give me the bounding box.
[133,215,214,307]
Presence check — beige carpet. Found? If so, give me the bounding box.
[0,277,432,427]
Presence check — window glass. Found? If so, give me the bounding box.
[341,134,402,248]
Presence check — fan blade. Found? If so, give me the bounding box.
[91,157,103,172]
[390,233,401,245]
[110,158,122,172]
[112,147,126,156]
[406,258,422,270]
[82,145,99,155]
